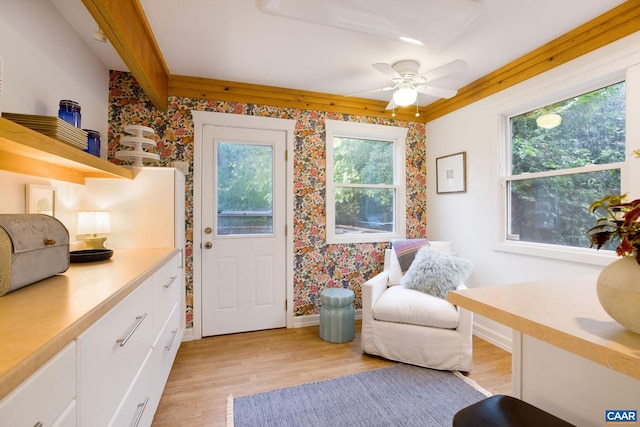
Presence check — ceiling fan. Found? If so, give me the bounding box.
[348,59,467,110]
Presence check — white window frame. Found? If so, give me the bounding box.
[494,69,636,266]
[325,119,407,244]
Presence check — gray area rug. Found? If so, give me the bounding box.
[230,363,491,427]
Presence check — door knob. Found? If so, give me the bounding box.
[204,242,213,249]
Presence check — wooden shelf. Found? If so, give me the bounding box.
[0,117,134,184]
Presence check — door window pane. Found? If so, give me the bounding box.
[216,142,273,235]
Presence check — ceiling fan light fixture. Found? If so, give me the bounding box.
[536,113,562,129]
[393,86,417,107]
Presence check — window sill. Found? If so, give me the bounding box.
[326,231,404,245]
[494,240,617,267]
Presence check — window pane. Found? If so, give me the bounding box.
[510,82,625,175]
[335,187,394,234]
[333,137,393,185]
[508,170,620,248]
[216,142,273,235]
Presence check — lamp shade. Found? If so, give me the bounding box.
[393,87,418,107]
[77,211,111,235]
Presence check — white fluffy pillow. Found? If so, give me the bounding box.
[400,246,473,299]
[388,241,453,286]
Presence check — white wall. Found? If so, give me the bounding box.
[0,0,109,151]
[0,0,109,239]
[426,32,640,350]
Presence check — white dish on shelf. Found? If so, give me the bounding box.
[124,124,154,138]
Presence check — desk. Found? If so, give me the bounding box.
[449,275,640,426]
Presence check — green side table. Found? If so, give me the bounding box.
[319,288,355,343]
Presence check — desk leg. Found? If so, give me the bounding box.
[511,330,522,399]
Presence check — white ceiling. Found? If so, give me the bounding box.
[51,0,626,107]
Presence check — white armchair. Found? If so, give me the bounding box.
[361,245,473,371]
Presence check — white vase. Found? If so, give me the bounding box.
[597,256,640,334]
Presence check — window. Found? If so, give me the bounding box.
[505,81,626,251]
[326,120,407,244]
[216,142,273,235]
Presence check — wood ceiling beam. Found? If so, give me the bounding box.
[82,0,169,111]
[169,75,428,122]
[421,0,640,122]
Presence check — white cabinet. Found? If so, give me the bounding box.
[78,252,184,426]
[0,167,186,427]
[0,342,76,427]
[78,278,154,425]
[83,167,186,252]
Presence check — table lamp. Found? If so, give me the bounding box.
[76,211,111,249]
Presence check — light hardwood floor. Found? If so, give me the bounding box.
[152,321,511,426]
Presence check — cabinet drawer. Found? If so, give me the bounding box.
[52,399,77,427]
[155,303,182,381]
[0,342,76,427]
[78,279,153,425]
[110,304,183,427]
[152,253,181,338]
[108,351,155,427]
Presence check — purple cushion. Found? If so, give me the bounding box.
[391,239,429,273]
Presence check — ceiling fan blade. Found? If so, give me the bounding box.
[420,59,467,82]
[345,85,397,97]
[416,85,458,99]
[373,62,401,80]
[385,99,397,110]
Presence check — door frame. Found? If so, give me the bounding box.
[191,110,296,340]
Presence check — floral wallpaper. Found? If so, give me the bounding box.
[109,71,426,328]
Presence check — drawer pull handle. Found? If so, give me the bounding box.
[34,422,43,427]
[163,275,178,289]
[116,313,148,347]
[165,328,178,351]
[43,239,56,246]
[131,397,149,427]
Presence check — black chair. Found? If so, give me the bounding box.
[453,395,575,427]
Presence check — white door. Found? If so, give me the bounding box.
[201,125,286,336]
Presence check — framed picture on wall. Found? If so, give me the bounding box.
[26,184,56,216]
[436,152,467,194]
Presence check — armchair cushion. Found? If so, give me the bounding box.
[401,246,473,299]
[372,285,460,329]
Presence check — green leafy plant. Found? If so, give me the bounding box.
[588,149,640,264]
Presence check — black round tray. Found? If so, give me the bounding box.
[70,249,114,263]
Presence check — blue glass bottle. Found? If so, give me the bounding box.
[58,100,81,128]
[83,129,100,157]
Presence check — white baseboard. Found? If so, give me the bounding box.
[473,323,512,353]
[182,327,195,342]
[181,310,363,339]
[292,309,362,328]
